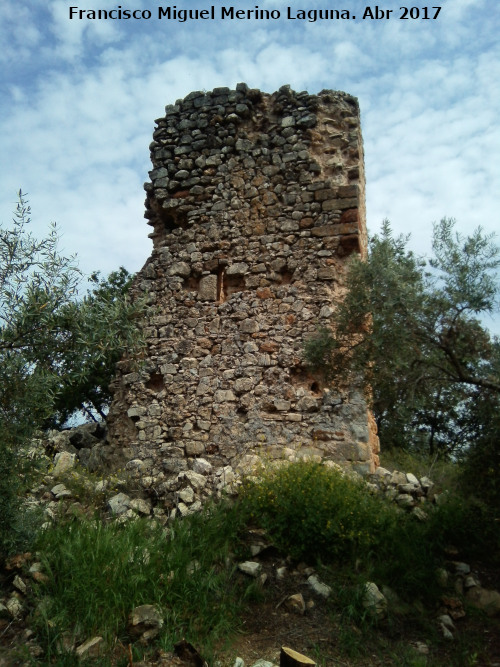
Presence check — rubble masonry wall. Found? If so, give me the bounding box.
[106,84,379,511]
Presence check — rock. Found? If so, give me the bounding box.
[363,582,387,619]
[412,507,428,521]
[419,476,434,492]
[284,593,306,615]
[176,502,191,517]
[31,570,49,584]
[250,543,266,557]
[441,596,466,620]
[238,561,262,577]
[127,604,163,641]
[307,574,332,599]
[411,641,429,655]
[126,459,146,472]
[94,479,109,493]
[395,493,414,508]
[437,614,455,631]
[53,451,76,476]
[130,498,151,515]
[13,575,27,594]
[373,466,391,478]
[5,552,32,570]
[453,561,471,575]
[185,441,205,456]
[390,471,407,486]
[440,623,454,640]
[182,470,207,489]
[6,596,23,619]
[406,472,420,485]
[127,406,147,419]
[116,509,137,523]
[69,423,104,449]
[192,458,212,475]
[465,586,500,616]
[464,574,481,589]
[75,636,104,658]
[51,483,72,499]
[108,492,131,515]
[178,487,195,503]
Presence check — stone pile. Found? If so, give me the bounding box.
[365,466,436,514]
[39,424,435,522]
[106,84,380,513]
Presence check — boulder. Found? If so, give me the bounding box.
[108,492,131,515]
[53,451,76,476]
[127,604,163,642]
[363,582,387,619]
[466,587,500,616]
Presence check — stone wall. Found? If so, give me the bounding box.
[107,84,379,511]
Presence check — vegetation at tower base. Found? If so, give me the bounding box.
[15,457,500,666]
[0,191,143,558]
[305,218,500,504]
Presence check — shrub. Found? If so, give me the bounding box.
[240,460,395,563]
[425,493,500,561]
[240,460,446,602]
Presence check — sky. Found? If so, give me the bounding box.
[1,0,499,328]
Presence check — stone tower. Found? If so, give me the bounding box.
[107,84,379,511]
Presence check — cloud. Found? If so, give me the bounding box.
[0,0,498,339]
[47,0,123,60]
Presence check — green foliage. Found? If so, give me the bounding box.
[27,466,500,664]
[32,503,249,662]
[304,218,500,463]
[240,461,393,563]
[0,192,80,433]
[240,461,500,602]
[0,192,79,558]
[457,391,500,509]
[240,459,437,601]
[425,492,500,561]
[46,266,141,427]
[0,191,144,559]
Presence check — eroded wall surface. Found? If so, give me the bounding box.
[107,84,379,511]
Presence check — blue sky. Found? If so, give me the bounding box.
[1,0,499,327]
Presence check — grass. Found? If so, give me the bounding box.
[22,459,500,666]
[31,502,250,663]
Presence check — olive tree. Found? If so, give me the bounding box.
[0,191,143,557]
[305,218,500,459]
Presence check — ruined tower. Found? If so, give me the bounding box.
[107,84,379,511]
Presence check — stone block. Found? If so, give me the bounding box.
[185,441,205,456]
[106,85,375,503]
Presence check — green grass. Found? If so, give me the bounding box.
[27,459,500,665]
[31,502,250,663]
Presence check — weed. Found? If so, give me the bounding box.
[31,500,250,662]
